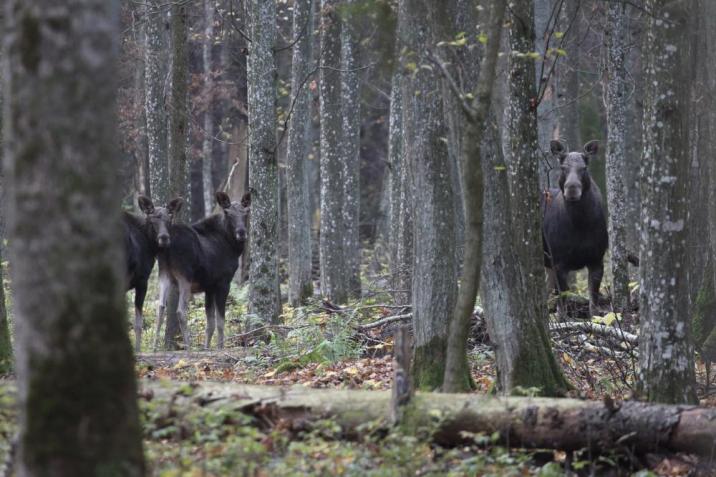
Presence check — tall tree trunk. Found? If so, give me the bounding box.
[341,0,362,298]
[286,0,315,306]
[534,0,558,187]
[145,0,169,202]
[603,2,630,313]
[319,0,348,304]
[555,0,580,151]
[443,0,506,393]
[202,0,216,216]
[0,55,10,375]
[247,0,281,324]
[401,0,457,390]
[164,3,190,350]
[388,3,412,307]
[503,0,569,396]
[638,0,697,404]
[3,1,145,473]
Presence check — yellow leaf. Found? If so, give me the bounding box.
[478,32,488,45]
[173,359,189,370]
[562,352,574,366]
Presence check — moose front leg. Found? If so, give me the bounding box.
[176,278,193,352]
[134,281,148,353]
[587,263,604,317]
[153,273,171,352]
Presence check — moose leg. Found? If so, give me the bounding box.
[176,277,193,351]
[134,281,148,353]
[587,263,604,317]
[553,266,570,318]
[153,273,171,352]
[214,284,230,350]
[204,290,216,350]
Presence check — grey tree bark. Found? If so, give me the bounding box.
[604,2,629,312]
[341,0,362,298]
[163,3,191,350]
[319,0,348,304]
[0,60,9,375]
[401,0,457,390]
[603,2,630,313]
[202,0,216,216]
[2,0,145,473]
[442,0,506,393]
[555,0,580,151]
[388,2,413,307]
[502,0,569,396]
[247,0,281,324]
[286,0,315,306]
[638,0,697,404]
[145,0,169,202]
[534,0,558,187]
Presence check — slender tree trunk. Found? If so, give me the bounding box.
[603,2,630,313]
[3,1,145,473]
[202,0,216,216]
[145,0,169,202]
[443,0,506,393]
[341,1,362,298]
[0,56,10,375]
[702,0,716,374]
[534,0,558,187]
[286,0,315,306]
[388,3,412,307]
[247,0,281,324]
[162,3,191,350]
[555,0,580,151]
[503,0,569,396]
[388,65,403,282]
[638,0,697,404]
[401,0,457,390]
[319,0,348,304]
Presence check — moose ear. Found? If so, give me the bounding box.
[550,140,567,162]
[138,195,155,215]
[167,197,184,215]
[583,140,599,157]
[216,191,232,210]
[240,190,252,208]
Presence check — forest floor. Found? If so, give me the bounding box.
[0,268,714,476]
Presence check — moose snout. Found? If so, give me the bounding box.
[237,229,247,241]
[564,183,582,201]
[158,233,171,247]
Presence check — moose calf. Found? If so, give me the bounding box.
[154,191,251,351]
[123,196,182,352]
[542,140,608,317]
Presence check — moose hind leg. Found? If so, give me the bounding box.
[587,263,604,316]
[204,291,216,350]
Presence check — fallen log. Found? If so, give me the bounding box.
[549,321,638,344]
[142,381,716,457]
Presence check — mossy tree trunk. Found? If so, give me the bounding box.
[638,0,697,404]
[0,56,10,375]
[286,0,315,307]
[247,0,282,324]
[201,0,216,217]
[2,0,145,474]
[443,0,505,393]
[502,0,570,396]
[400,0,457,390]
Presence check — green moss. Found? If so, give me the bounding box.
[508,322,570,397]
[21,264,144,475]
[411,336,447,391]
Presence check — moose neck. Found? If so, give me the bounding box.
[562,187,598,226]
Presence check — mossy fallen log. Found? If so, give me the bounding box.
[143,382,716,457]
